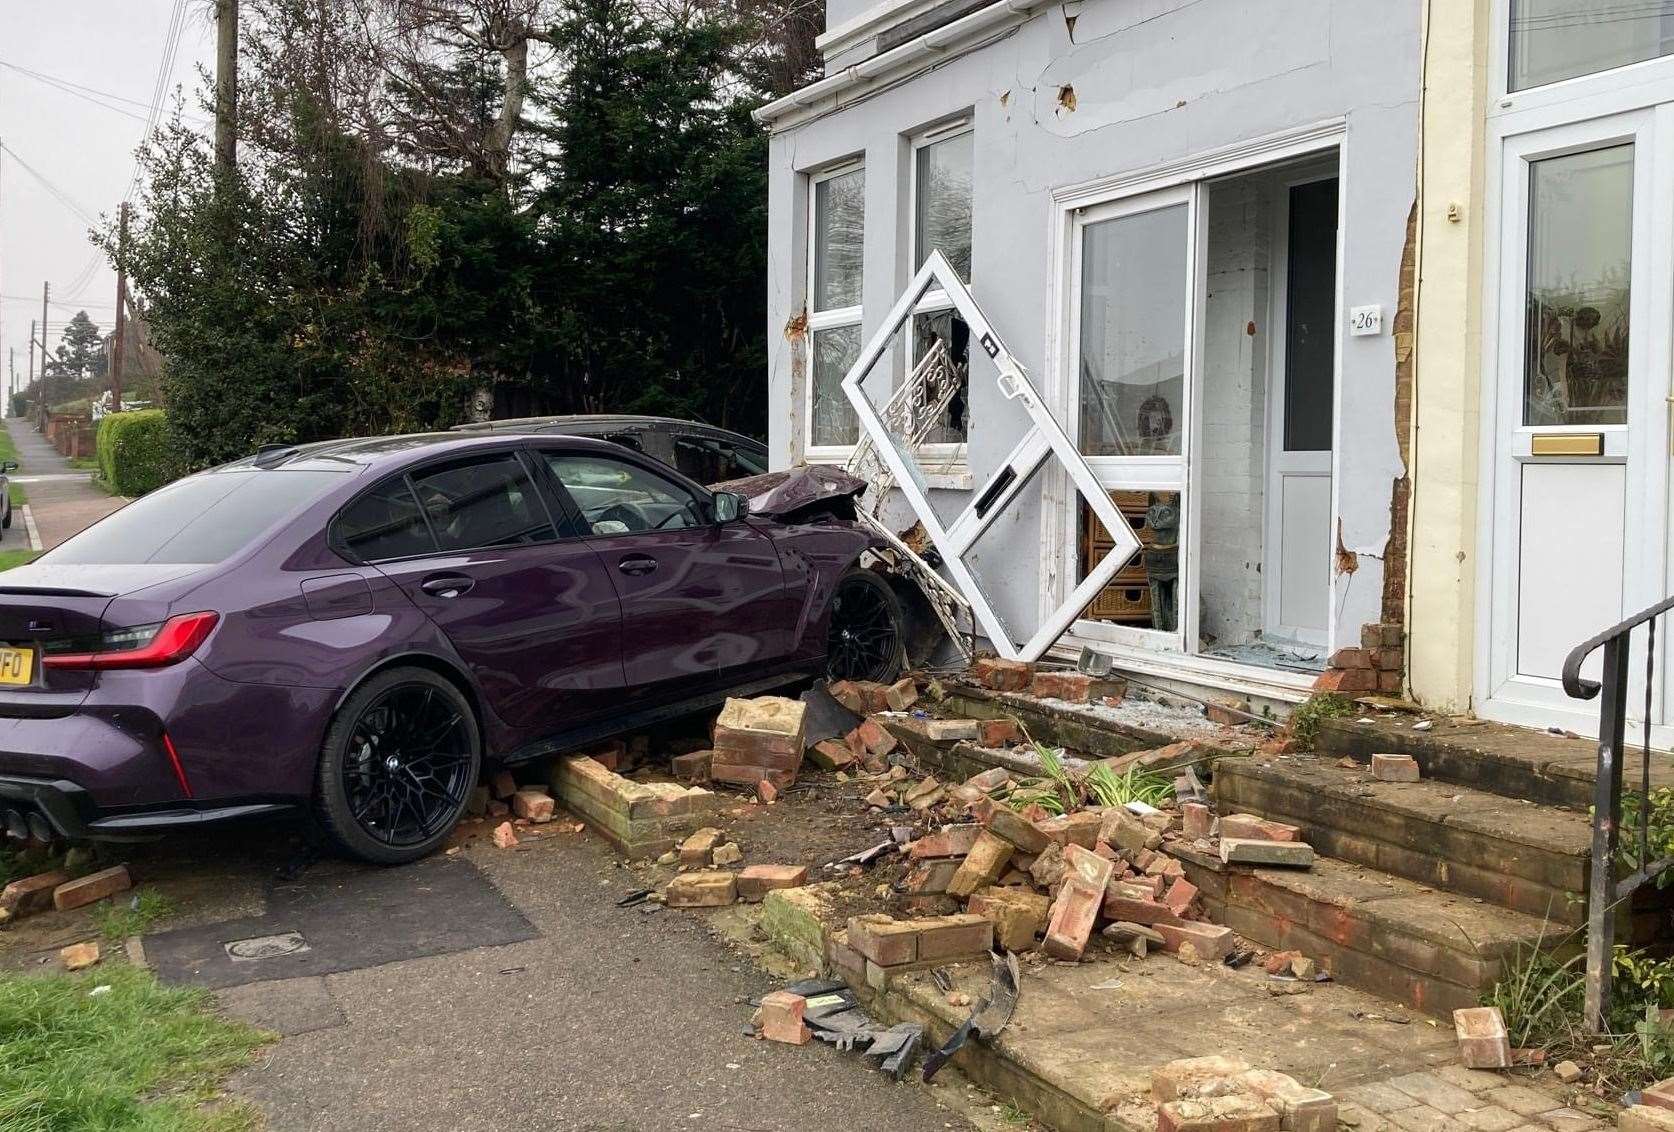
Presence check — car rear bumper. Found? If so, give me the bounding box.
[0,773,297,842]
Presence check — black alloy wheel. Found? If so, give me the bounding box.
[315,667,481,864]
[826,568,906,684]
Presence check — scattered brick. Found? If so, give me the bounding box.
[1101,890,1182,926]
[983,806,1050,854]
[915,912,994,961]
[671,750,713,783]
[948,832,1014,898]
[1371,753,1421,782]
[894,716,979,742]
[679,827,726,866]
[910,824,981,859]
[1162,877,1199,917]
[52,865,132,912]
[758,990,811,1045]
[848,914,920,966]
[863,788,892,808]
[60,940,100,971]
[511,789,554,822]
[666,871,737,907]
[756,780,778,804]
[1102,809,1162,856]
[492,821,518,848]
[827,680,869,713]
[965,767,1012,792]
[973,657,1033,691]
[846,717,898,759]
[1237,1070,1337,1132]
[1181,803,1214,841]
[1037,810,1101,849]
[1030,671,1121,703]
[884,678,919,711]
[1204,699,1251,726]
[1260,950,1301,975]
[1454,1006,1512,1070]
[1158,1096,1281,1132]
[1219,838,1314,868]
[1219,814,1300,842]
[968,886,1050,952]
[1158,921,1235,961]
[1553,1061,1583,1085]
[1063,842,1115,891]
[1042,878,1102,960]
[712,842,744,867]
[978,718,1022,747]
[587,740,627,772]
[807,740,855,772]
[1,869,69,918]
[736,864,808,901]
[900,858,962,896]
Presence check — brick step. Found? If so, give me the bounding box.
[1177,849,1560,1018]
[1214,754,1591,925]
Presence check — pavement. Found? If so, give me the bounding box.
[3,414,125,549]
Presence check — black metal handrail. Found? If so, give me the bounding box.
[1563,596,1674,1032]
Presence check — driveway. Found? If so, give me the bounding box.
[4,415,125,549]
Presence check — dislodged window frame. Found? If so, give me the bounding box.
[805,158,866,459]
[908,118,975,460]
[842,249,1143,661]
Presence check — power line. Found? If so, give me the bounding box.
[124,0,191,207]
[0,142,98,225]
[0,59,167,112]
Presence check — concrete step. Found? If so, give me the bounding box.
[1314,715,1674,811]
[1214,753,1591,925]
[1176,847,1561,1018]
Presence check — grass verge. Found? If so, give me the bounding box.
[0,550,40,573]
[92,890,177,942]
[0,964,269,1131]
[0,426,24,508]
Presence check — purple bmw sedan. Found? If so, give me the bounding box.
[0,433,905,863]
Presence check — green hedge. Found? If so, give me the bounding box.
[97,410,179,497]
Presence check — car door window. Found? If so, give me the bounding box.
[335,477,437,562]
[545,453,706,534]
[411,456,556,551]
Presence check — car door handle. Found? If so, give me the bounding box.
[420,574,475,598]
[617,554,658,576]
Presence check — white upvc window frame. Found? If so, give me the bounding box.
[1492,1,1674,108]
[805,158,867,461]
[907,117,975,465]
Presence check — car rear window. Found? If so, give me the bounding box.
[42,469,350,566]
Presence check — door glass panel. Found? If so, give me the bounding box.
[1509,0,1674,91]
[411,457,556,552]
[546,454,706,533]
[1283,179,1339,452]
[1523,144,1633,427]
[811,324,862,447]
[1078,204,1189,457]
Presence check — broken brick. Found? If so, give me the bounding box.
[983,806,1050,854]
[1158,1096,1281,1132]
[968,886,1050,952]
[679,827,726,866]
[1029,841,1067,891]
[894,716,979,742]
[1030,671,1119,703]
[756,779,778,804]
[52,865,132,912]
[671,750,713,783]
[511,789,555,823]
[0,869,69,918]
[846,717,897,758]
[884,678,919,711]
[666,871,737,907]
[1219,814,1299,842]
[910,824,981,859]
[1181,803,1214,840]
[492,821,518,849]
[807,740,855,772]
[948,832,1015,899]
[736,864,807,901]
[1042,878,1102,960]
[1037,810,1102,849]
[1162,877,1199,917]
[964,767,1012,792]
[899,858,962,896]
[1453,1006,1512,1069]
[1313,667,1374,693]
[848,914,919,966]
[972,657,1033,691]
[1237,1070,1336,1132]
[1158,921,1235,961]
[1063,842,1115,892]
[1101,809,1162,856]
[759,990,811,1045]
[1102,889,1182,926]
[714,696,806,758]
[1152,1057,1254,1102]
[59,940,101,971]
[827,679,869,714]
[1371,753,1420,782]
[1219,838,1314,868]
[1204,699,1251,726]
[914,913,994,961]
[978,718,1022,747]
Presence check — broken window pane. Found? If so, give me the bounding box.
[915,130,973,282]
[1509,0,1674,91]
[1077,204,1188,457]
[912,309,969,445]
[1523,144,1632,427]
[814,168,865,311]
[811,324,862,447]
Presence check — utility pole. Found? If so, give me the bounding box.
[111,202,129,411]
[25,319,33,389]
[38,282,48,388]
[215,0,238,174]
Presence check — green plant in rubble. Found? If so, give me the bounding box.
[1286,693,1354,748]
[1086,761,1175,809]
[1483,943,1586,1050]
[1616,787,1674,887]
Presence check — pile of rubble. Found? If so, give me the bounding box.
[0,861,132,928]
[1119,1055,1338,1132]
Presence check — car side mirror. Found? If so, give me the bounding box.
[0,461,16,473]
[712,491,747,523]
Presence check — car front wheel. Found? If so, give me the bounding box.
[314,667,482,865]
[826,568,906,684]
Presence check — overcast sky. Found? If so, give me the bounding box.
[0,1,214,398]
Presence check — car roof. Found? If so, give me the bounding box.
[214,431,629,473]
[453,414,763,447]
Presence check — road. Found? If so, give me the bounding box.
[3,415,125,549]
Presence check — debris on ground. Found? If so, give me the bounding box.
[1145,1056,1338,1132]
[60,939,101,970]
[52,865,133,911]
[1371,752,1422,782]
[711,695,808,791]
[1454,1005,1512,1069]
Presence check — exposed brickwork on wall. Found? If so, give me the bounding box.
[1382,201,1417,627]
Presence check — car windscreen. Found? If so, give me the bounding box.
[41,469,351,565]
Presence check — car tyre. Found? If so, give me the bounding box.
[314,666,482,865]
[826,567,907,684]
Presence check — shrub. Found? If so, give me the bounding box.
[97,410,179,497]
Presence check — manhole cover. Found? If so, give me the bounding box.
[224,931,310,962]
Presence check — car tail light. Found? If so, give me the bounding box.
[42,612,220,670]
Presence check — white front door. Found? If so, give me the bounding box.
[1484,108,1672,734]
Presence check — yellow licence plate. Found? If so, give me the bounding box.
[0,647,34,686]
